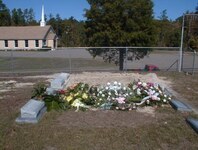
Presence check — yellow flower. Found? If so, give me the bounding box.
[82,93,88,99]
[66,95,73,102]
[74,92,80,97]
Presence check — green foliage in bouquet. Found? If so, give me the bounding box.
[31,83,47,100]
[43,94,70,111]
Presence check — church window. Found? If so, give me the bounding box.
[4,40,8,47]
[25,40,29,47]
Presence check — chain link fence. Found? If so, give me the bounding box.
[182,48,198,74]
[1,47,196,74]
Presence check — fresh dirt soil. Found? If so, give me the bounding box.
[67,72,172,88]
[0,71,198,150]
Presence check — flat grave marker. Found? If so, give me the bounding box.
[16,99,46,124]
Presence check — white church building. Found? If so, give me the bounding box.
[0,5,58,50]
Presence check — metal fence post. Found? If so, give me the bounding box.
[192,50,196,75]
[179,14,185,72]
[69,49,72,73]
[124,47,128,71]
[10,49,14,74]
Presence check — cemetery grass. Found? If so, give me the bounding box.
[0,72,198,149]
[158,72,198,110]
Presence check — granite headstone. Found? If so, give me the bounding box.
[16,99,46,123]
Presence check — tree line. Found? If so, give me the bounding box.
[0,0,197,48]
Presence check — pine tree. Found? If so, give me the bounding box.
[85,0,157,70]
[0,0,11,26]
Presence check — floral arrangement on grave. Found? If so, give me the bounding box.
[32,80,171,111]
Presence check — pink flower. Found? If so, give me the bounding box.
[116,97,125,104]
[151,95,158,100]
[147,82,154,87]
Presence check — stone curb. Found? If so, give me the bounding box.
[170,99,192,112]
[186,118,198,134]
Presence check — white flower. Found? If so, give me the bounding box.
[123,87,126,91]
[126,93,129,96]
[132,104,136,109]
[118,82,121,86]
[97,103,100,105]
[105,86,109,90]
[168,97,171,100]
[164,94,167,98]
[129,92,133,95]
[102,94,105,97]
[138,81,142,85]
[99,98,102,101]
[137,88,141,95]
[108,92,111,96]
[107,82,111,86]
[116,107,119,110]
[163,99,167,103]
[146,100,150,105]
[142,82,147,87]
[99,91,102,94]
[114,81,118,85]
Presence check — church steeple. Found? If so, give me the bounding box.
[40,5,46,27]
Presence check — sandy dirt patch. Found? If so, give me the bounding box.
[67,72,172,89]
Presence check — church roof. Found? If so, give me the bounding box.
[0,25,56,40]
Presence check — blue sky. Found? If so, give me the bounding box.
[3,0,198,21]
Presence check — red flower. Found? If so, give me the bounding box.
[58,90,65,95]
